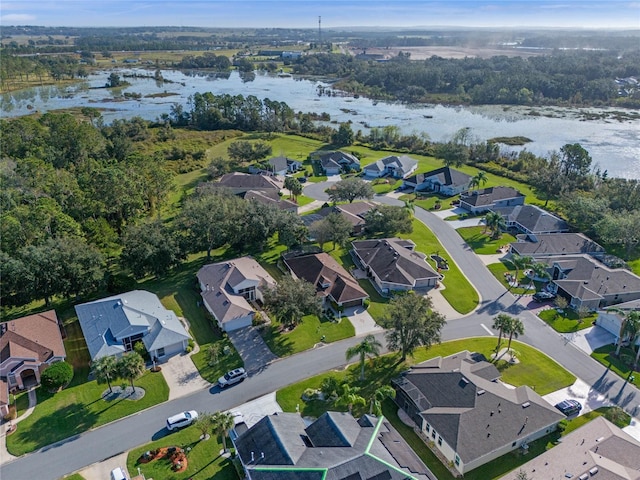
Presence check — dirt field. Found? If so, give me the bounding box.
[349,45,546,60]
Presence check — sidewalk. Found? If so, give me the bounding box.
[0,387,37,463]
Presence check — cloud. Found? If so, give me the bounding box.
[1,13,37,22]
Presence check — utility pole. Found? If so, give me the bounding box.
[318,16,322,49]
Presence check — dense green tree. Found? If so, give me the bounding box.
[364,205,413,236]
[117,352,145,390]
[332,123,355,147]
[328,178,374,204]
[435,142,469,167]
[227,140,272,162]
[383,293,446,361]
[92,355,119,394]
[559,143,592,179]
[595,210,640,260]
[277,214,308,251]
[561,194,610,238]
[263,275,321,328]
[41,361,74,392]
[346,334,382,381]
[120,220,184,279]
[284,176,303,201]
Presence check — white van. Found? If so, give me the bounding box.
[110,467,128,480]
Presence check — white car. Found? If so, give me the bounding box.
[110,467,128,480]
[218,367,247,388]
[166,410,198,431]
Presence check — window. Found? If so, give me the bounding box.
[425,424,430,433]
[454,455,460,466]
[123,333,145,352]
[437,436,443,446]
[512,442,517,447]
[431,430,436,439]
[157,347,165,357]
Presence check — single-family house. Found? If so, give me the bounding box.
[0,311,66,416]
[76,290,191,362]
[351,238,441,294]
[244,190,298,213]
[283,252,369,308]
[499,416,640,480]
[595,309,640,347]
[314,151,360,175]
[209,172,283,196]
[393,351,564,475]
[490,204,569,236]
[197,257,277,332]
[249,156,302,176]
[233,411,434,480]
[509,233,605,259]
[543,255,640,311]
[402,167,472,196]
[301,201,377,235]
[459,186,525,214]
[363,155,418,179]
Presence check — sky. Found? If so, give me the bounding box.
[1,1,639,29]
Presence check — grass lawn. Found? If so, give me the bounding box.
[293,194,316,206]
[6,371,169,456]
[591,344,639,383]
[538,308,596,333]
[486,261,544,296]
[357,279,389,322]
[260,314,355,357]
[126,424,238,480]
[456,226,517,255]
[400,219,478,314]
[371,178,402,194]
[61,474,86,480]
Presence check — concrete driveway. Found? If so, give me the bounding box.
[227,326,278,375]
[161,348,211,401]
[561,325,617,355]
[343,306,382,336]
[543,378,613,416]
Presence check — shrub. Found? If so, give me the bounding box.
[302,388,319,401]
[185,345,193,353]
[41,361,74,392]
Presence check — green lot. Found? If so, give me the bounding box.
[537,308,596,333]
[126,424,238,480]
[456,226,517,255]
[591,344,639,382]
[6,371,169,456]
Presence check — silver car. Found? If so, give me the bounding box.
[218,367,247,388]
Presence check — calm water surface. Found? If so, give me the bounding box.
[2,69,638,179]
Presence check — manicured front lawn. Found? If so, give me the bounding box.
[486,261,542,295]
[293,194,316,206]
[61,474,86,480]
[371,178,402,194]
[6,371,169,456]
[400,219,478,314]
[591,344,639,383]
[456,226,517,255]
[126,424,238,480]
[538,308,595,333]
[260,313,354,357]
[357,279,389,322]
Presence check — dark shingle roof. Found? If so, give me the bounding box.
[217,172,282,190]
[352,238,440,288]
[396,351,564,465]
[510,233,604,257]
[460,186,524,207]
[405,167,472,188]
[492,205,569,234]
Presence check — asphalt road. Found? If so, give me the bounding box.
[2,188,638,480]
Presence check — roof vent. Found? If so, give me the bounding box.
[579,474,588,480]
[522,402,531,408]
[595,436,604,442]
[477,390,485,396]
[461,377,469,384]
[589,467,598,475]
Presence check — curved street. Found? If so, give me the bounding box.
[1,184,638,480]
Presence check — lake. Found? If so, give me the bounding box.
[2,69,639,179]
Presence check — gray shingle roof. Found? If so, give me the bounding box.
[217,172,283,190]
[510,233,604,257]
[460,186,524,207]
[491,205,569,234]
[75,290,190,360]
[395,351,564,465]
[405,167,472,188]
[235,412,435,480]
[352,238,440,288]
[364,156,417,175]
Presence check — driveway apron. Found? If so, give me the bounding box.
[227,326,278,375]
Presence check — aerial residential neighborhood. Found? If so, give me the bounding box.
[1,5,640,480]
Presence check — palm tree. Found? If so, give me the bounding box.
[403,200,415,217]
[492,314,513,351]
[468,171,488,191]
[92,355,118,394]
[609,309,640,357]
[369,385,396,416]
[506,254,533,286]
[336,383,366,415]
[483,211,506,239]
[117,352,145,390]
[211,411,235,453]
[529,262,551,289]
[504,317,525,352]
[345,334,382,381]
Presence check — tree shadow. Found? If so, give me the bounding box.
[258,324,294,357]
[13,402,99,452]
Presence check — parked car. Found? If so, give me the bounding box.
[533,291,556,302]
[110,467,128,480]
[166,410,198,431]
[554,399,582,416]
[218,367,247,388]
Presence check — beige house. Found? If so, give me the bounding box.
[0,311,66,416]
[197,257,277,332]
